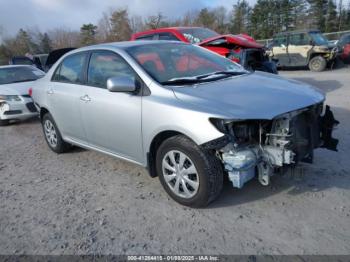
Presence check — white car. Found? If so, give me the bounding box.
[0,65,45,126]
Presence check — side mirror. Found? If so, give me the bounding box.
[107,76,136,93]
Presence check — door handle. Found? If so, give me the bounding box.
[47,89,54,95]
[80,95,91,102]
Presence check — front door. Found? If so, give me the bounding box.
[287,33,310,67]
[80,50,143,163]
[272,34,289,67]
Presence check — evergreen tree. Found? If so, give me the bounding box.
[14,29,36,54]
[325,0,338,32]
[39,33,52,53]
[230,0,251,34]
[80,23,97,45]
[308,0,328,31]
[195,8,216,28]
[109,9,132,41]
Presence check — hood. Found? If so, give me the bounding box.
[199,34,263,49]
[0,81,35,96]
[172,72,325,120]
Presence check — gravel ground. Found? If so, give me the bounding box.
[0,67,349,255]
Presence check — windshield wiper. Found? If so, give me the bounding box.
[161,71,246,85]
[196,71,246,80]
[161,77,201,85]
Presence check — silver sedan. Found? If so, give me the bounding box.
[0,65,44,125]
[32,41,338,207]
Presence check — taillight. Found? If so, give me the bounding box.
[28,88,33,97]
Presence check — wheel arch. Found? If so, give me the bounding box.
[309,52,327,60]
[39,107,50,120]
[146,130,194,178]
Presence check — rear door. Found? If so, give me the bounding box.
[80,50,143,162]
[48,52,88,142]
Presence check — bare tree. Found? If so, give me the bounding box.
[182,10,200,26]
[48,27,80,49]
[145,13,165,29]
[212,6,229,33]
[130,15,145,33]
[96,11,112,43]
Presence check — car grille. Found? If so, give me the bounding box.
[26,102,37,113]
[4,110,22,115]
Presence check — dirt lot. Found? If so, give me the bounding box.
[0,67,349,255]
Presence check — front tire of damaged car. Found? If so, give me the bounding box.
[156,135,224,207]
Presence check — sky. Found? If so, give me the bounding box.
[0,0,241,38]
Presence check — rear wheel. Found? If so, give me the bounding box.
[156,135,223,207]
[309,56,327,72]
[42,113,71,153]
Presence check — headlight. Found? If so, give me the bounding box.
[0,95,21,102]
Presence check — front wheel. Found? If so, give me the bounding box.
[42,113,71,153]
[156,135,223,207]
[309,56,327,72]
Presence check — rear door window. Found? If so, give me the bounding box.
[87,51,136,89]
[53,53,87,84]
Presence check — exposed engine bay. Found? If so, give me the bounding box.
[208,104,339,189]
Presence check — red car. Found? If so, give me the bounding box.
[131,27,278,74]
[337,34,350,63]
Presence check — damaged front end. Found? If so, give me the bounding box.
[204,104,339,189]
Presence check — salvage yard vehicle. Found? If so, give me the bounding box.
[32,41,338,207]
[270,30,338,72]
[131,27,278,74]
[0,65,44,126]
[337,33,350,63]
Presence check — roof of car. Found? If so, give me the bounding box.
[75,40,188,51]
[275,29,321,36]
[134,27,201,33]
[0,65,35,69]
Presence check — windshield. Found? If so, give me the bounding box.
[179,28,219,44]
[126,43,246,85]
[0,66,45,85]
[309,32,329,46]
[12,57,34,65]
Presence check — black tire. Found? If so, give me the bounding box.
[309,56,327,72]
[42,112,71,153]
[156,135,223,207]
[0,119,9,126]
